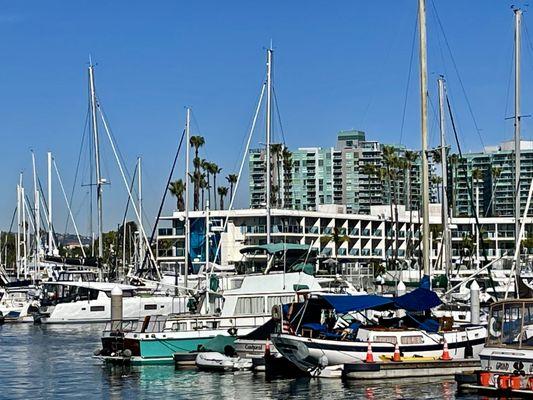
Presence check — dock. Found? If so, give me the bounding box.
[343,359,480,380]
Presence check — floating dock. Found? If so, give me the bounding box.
[343,359,480,380]
[458,383,533,399]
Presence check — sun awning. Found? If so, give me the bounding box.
[321,288,442,314]
[239,243,310,255]
[321,295,394,314]
[394,288,442,312]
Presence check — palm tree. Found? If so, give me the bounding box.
[320,227,349,269]
[199,174,208,209]
[201,159,212,206]
[208,163,222,209]
[217,186,228,210]
[188,171,203,211]
[382,145,400,268]
[226,174,238,202]
[168,179,186,211]
[189,136,205,161]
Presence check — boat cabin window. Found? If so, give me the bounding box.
[400,335,424,345]
[144,304,157,310]
[267,296,295,312]
[488,302,533,348]
[57,272,97,282]
[235,296,264,315]
[171,322,187,331]
[90,306,105,312]
[43,284,100,303]
[374,336,397,345]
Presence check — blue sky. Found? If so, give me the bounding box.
[0,1,531,233]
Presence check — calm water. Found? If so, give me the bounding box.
[0,323,491,400]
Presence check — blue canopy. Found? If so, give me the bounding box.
[394,288,442,312]
[321,288,442,314]
[321,295,394,314]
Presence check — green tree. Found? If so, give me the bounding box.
[226,174,238,203]
[168,179,186,211]
[320,227,349,265]
[217,186,228,210]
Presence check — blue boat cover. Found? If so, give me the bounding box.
[419,274,431,289]
[321,288,442,314]
[322,295,394,314]
[394,288,442,312]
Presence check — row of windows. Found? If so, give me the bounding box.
[234,295,295,316]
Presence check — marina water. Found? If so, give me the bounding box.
[1,323,490,400]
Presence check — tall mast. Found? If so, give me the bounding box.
[418,0,431,277]
[137,157,145,265]
[514,8,522,265]
[16,174,21,280]
[89,61,104,263]
[184,107,191,289]
[265,46,273,244]
[438,77,451,290]
[31,151,40,269]
[47,151,54,255]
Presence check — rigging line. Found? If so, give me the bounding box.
[211,83,266,273]
[139,128,186,276]
[505,22,517,134]
[446,94,498,299]
[65,104,91,236]
[53,159,87,257]
[232,79,266,173]
[430,0,484,149]
[399,8,419,145]
[272,86,286,145]
[36,176,59,249]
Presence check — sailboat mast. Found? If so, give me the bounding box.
[514,8,522,265]
[16,174,21,280]
[32,151,40,270]
[184,107,191,288]
[47,151,53,255]
[137,157,145,265]
[88,62,104,262]
[418,0,431,277]
[438,77,451,290]
[265,46,273,244]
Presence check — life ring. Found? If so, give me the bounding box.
[489,317,502,338]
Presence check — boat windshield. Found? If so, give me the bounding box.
[487,300,533,348]
[41,284,100,305]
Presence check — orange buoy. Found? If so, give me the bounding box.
[365,340,375,363]
[440,339,452,361]
[510,375,521,390]
[498,375,510,389]
[392,343,401,362]
[478,371,491,387]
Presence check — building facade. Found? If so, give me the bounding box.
[448,140,533,218]
[249,130,435,214]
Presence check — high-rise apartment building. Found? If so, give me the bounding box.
[249,130,433,214]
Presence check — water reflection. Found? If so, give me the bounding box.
[0,324,489,400]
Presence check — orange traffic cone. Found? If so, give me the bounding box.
[392,343,401,362]
[365,340,375,363]
[264,341,271,358]
[440,339,452,361]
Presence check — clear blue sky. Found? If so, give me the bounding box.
[0,1,531,233]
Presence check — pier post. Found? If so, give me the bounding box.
[111,285,123,331]
[396,280,406,318]
[470,280,480,324]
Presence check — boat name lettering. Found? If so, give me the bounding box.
[495,362,510,371]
